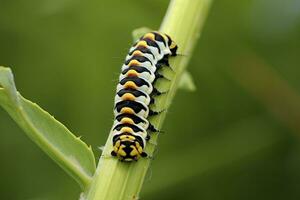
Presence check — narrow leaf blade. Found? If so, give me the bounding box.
[0,66,96,189]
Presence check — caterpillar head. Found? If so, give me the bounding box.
[111,134,147,161]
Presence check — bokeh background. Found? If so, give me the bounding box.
[1,0,300,199]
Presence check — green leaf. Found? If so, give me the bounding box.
[132,27,153,41]
[0,66,96,189]
[178,71,196,92]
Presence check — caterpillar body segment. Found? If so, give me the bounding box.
[114,99,150,119]
[117,76,154,95]
[129,41,162,61]
[111,31,178,161]
[112,123,148,140]
[124,55,156,73]
[119,65,156,83]
[122,59,155,74]
[127,47,155,61]
[115,88,151,106]
[125,55,153,66]
[114,113,158,132]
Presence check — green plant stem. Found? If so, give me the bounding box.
[83,0,212,199]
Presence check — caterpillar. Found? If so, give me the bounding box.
[111,31,178,161]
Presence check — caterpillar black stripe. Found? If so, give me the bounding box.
[111,31,178,161]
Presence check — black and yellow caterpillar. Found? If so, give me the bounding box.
[111,31,178,161]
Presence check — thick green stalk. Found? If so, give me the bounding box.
[82,0,212,199]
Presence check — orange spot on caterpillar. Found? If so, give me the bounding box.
[124,81,138,89]
[120,107,135,114]
[122,93,136,101]
[128,60,140,67]
[120,117,134,124]
[136,41,148,48]
[132,50,143,56]
[143,33,155,41]
[120,127,133,133]
[127,69,139,77]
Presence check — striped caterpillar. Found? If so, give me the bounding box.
[111,31,178,161]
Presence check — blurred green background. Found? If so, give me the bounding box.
[1,0,300,199]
